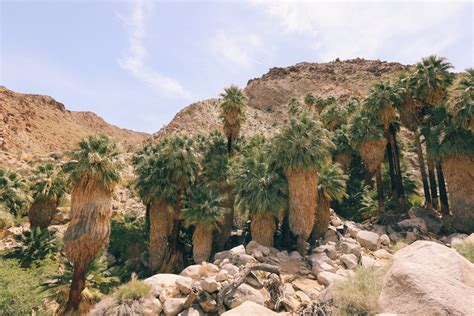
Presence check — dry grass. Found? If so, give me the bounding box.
[335,152,352,174]
[251,212,277,247]
[113,275,152,303]
[286,168,318,241]
[332,267,386,315]
[359,139,387,173]
[454,243,474,263]
[442,155,474,232]
[149,199,174,272]
[380,106,397,129]
[192,224,213,263]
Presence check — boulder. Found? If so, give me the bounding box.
[340,254,358,269]
[176,276,194,294]
[344,221,361,238]
[163,298,187,315]
[356,230,380,251]
[140,297,163,315]
[246,240,271,256]
[340,241,362,258]
[215,245,246,262]
[145,274,188,297]
[313,244,337,260]
[199,262,220,277]
[440,233,467,246]
[179,306,204,316]
[408,206,443,234]
[373,249,393,260]
[317,271,345,286]
[222,301,278,316]
[215,269,229,282]
[379,241,474,315]
[221,263,240,276]
[291,277,322,300]
[379,234,390,246]
[180,265,201,279]
[465,233,474,244]
[224,283,266,309]
[200,277,221,293]
[397,218,428,233]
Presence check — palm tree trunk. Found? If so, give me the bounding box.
[280,207,291,248]
[390,125,406,207]
[251,212,276,247]
[436,163,449,215]
[375,166,384,214]
[426,144,439,210]
[310,189,330,243]
[192,224,213,263]
[214,183,234,251]
[386,141,398,200]
[64,264,86,313]
[286,168,318,256]
[415,131,432,208]
[145,203,151,238]
[442,155,474,233]
[227,136,232,155]
[149,200,173,273]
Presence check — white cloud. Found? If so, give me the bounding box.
[118,0,191,99]
[211,30,263,69]
[250,0,470,65]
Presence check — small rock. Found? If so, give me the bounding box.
[295,290,312,305]
[317,271,345,286]
[215,270,229,282]
[331,217,343,227]
[199,262,220,277]
[340,242,362,257]
[291,278,322,300]
[441,233,468,246]
[140,297,163,315]
[222,301,278,316]
[361,255,382,268]
[198,296,217,313]
[373,249,393,260]
[313,244,337,260]
[408,206,443,234]
[379,234,390,246]
[340,254,358,269]
[231,253,257,265]
[325,227,339,243]
[163,298,186,316]
[178,306,203,316]
[344,221,361,238]
[221,263,240,276]
[246,240,271,256]
[276,251,290,262]
[224,283,266,309]
[356,230,380,251]
[397,218,428,234]
[282,283,295,296]
[465,233,474,244]
[200,277,221,293]
[176,276,193,295]
[180,265,201,279]
[289,251,303,261]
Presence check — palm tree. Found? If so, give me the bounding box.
[220,85,247,155]
[199,131,233,251]
[135,136,200,273]
[349,111,387,213]
[410,56,453,209]
[182,185,227,263]
[452,69,474,132]
[272,109,333,255]
[315,96,336,114]
[310,161,347,241]
[29,164,67,229]
[364,81,405,207]
[304,93,316,110]
[0,168,30,218]
[234,150,287,247]
[62,134,122,313]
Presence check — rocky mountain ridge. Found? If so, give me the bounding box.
[155,58,409,139]
[0,86,149,167]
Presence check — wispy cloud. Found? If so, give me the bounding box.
[211,30,263,69]
[250,1,470,66]
[118,0,191,99]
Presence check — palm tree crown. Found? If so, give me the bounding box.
[31,164,67,202]
[182,185,227,231]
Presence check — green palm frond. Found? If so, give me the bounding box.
[410,55,454,105]
[0,168,30,216]
[219,85,247,126]
[272,110,334,172]
[200,131,229,186]
[63,134,122,191]
[318,162,348,202]
[363,81,399,118]
[320,101,347,129]
[135,136,200,205]
[348,110,385,148]
[452,69,474,129]
[30,163,67,201]
[234,151,287,217]
[182,185,227,231]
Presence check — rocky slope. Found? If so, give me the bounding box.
[155,58,409,138]
[0,86,149,167]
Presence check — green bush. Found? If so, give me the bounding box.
[0,209,15,229]
[332,267,385,315]
[454,243,474,263]
[0,254,58,315]
[113,274,152,303]
[8,227,60,267]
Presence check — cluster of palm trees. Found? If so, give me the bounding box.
[1,55,472,313]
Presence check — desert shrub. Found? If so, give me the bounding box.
[0,254,58,315]
[39,254,119,311]
[113,274,152,303]
[0,209,15,229]
[8,227,60,267]
[332,267,385,315]
[454,243,474,263]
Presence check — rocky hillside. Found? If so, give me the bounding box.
[0,86,149,166]
[155,58,409,138]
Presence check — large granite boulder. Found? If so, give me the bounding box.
[379,241,474,315]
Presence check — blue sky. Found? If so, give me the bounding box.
[1,0,472,133]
